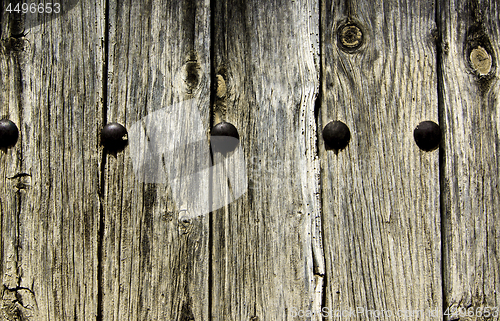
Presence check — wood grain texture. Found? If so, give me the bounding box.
[103,0,211,319]
[212,0,322,319]
[0,2,105,320]
[1,1,498,320]
[320,0,442,319]
[440,0,500,317]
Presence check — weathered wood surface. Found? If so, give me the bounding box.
[0,1,105,320]
[0,0,499,320]
[102,0,211,320]
[212,0,322,320]
[440,0,500,318]
[320,0,442,319]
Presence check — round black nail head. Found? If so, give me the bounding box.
[101,122,128,152]
[414,121,441,151]
[323,121,350,150]
[211,121,239,154]
[0,119,19,148]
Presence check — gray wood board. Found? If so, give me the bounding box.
[212,0,323,319]
[320,0,442,319]
[102,0,211,320]
[440,0,500,317]
[0,2,105,319]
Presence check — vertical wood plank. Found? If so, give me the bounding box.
[212,0,322,319]
[320,0,442,319]
[440,0,500,316]
[103,0,210,319]
[0,2,104,319]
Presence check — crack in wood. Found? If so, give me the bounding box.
[1,286,37,320]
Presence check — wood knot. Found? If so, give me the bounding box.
[216,74,226,98]
[3,37,26,52]
[337,21,364,52]
[465,24,495,79]
[182,61,201,94]
[178,210,192,234]
[213,70,228,123]
[470,45,492,76]
[179,52,202,95]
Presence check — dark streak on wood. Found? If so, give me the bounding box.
[181,0,197,52]
[96,151,106,321]
[345,0,357,19]
[8,1,24,38]
[180,299,195,321]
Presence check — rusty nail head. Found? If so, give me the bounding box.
[0,119,19,148]
[323,120,350,150]
[413,121,441,151]
[211,121,240,154]
[101,122,128,152]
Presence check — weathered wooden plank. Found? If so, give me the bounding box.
[440,0,500,318]
[103,0,211,319]
[0,2,105,320]
[320,0,442,319]
[212,0,322,319]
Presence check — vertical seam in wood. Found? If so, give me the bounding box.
[208,0,215,319]
[14,55,23,293]
[435,0,446,317]
[317,0,328,316]
[97,154,106,321]
[96,0,109,319]
[15,189,21,289]
[0,201,2,303]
